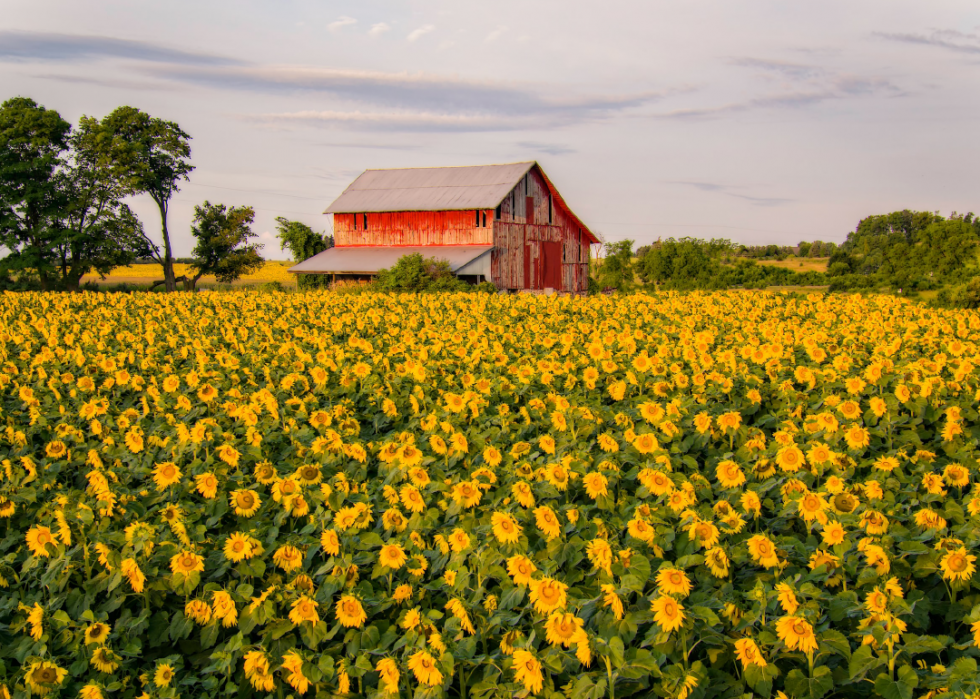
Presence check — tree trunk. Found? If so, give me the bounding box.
[157,199,176,292]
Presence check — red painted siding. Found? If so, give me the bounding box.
[335,211,493,246]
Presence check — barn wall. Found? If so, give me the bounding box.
[335,211,493,246]
[491,167,590,293]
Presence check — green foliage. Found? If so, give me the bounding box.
[596,239,635,292]
[275,217,333,290]
[92,106,194,290]
[0,96,72,289]
[375,253,466,292]
[187,201,264,290]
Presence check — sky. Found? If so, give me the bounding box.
[1,0,978,259]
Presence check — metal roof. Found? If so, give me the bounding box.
[288,245,493,275]
[324,162,535,214]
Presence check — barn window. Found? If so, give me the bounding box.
[363,213,368,230]
[548,194,553,224]
[353,214,358,231]
[495,204,501,220]
[482,212,487,227]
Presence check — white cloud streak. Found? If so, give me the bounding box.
[406,25,435,42]
[327,16,357,33]
[368,23,390,37]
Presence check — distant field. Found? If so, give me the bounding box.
[757,257,829,273]
[82,261,297,287]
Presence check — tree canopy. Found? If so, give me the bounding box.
[186,201,264,291]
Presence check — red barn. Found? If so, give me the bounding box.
[289,161,598,292]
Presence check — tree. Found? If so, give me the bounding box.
[55,116,149,290]
[0,97,71,290]
[185,201,263,291]
[275,217,333,289]
[375,253,464,292]
[596,239,635,292]
[93,107,194,291]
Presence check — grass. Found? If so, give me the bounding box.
[756,257,829,273]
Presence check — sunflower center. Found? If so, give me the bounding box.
[949,555,967,572]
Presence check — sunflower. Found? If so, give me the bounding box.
[776,446,805,473]
[295,463,322,485]
[254,462,277,484]
[798,493,827,523]
[634,433,659,454]
[170,550,205,576]
[289,595,320,625]
[407,650,443,687]
[747,535,780,568]
[79,685,104,699]
[448,528,470,553]
[336,595,367,628]
[656,567,692,597]
[512,482,535,508]
[154,663,174,688]
[392,584,413,603]
[230,489,261,517]
[511,649,544,695]
[273,545,303,572]
[775,615,818,653]
[26,526,57,557]
[375,657,399,695]
[776,583,799,614]
[152,462,181,490]
[705,547,730,578]
[586,539,613,575]
[90,646,119,673]
[651,595,686,633]
[319,529,340,556]
[194,472,219,499]
[379,543,408,569]
[84,622,111,645]
[224,533,254,562]
[582,472,608,500]
[185,599,212,625]
[733,638,767,669]
[529,577,568,614]
[716,460,745,488]
[534,506,561,540]
[211,590,238,627]
[452,481,482,508]
[25,661,67,696]
[121,558,145,593]
[507,555,537,585]
[940,547,977,582]
[491,512,522,544]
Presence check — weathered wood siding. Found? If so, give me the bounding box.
[335,211,493,246]
[491,167,590,293]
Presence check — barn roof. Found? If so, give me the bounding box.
[324,162,534,214]
[288,245,493,275]
[324,161,597,243]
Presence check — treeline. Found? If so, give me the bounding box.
[825,210,980,306]
[0,96,331,292]
[598,209,980,307]
[597,238,828,293]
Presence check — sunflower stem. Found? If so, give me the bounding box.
[603,654,615,699]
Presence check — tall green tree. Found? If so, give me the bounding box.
[185,201,263,291]
[55,115,149,291]
[0,97,71,290]
[93,107,194,291]
[597,239,635,292]
[275,217,333,289]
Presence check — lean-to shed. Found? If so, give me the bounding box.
[289,161,598,293]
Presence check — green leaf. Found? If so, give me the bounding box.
[499,585,525,610]
[874,675,912,699]
[608,636,625,668]
[819,629,851,659]
[848,645,882,680]
[786,666,833,699]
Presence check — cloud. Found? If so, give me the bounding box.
[145,64,667,122]
[668,181,793,207]
[328,16,357,33]
[406,25,435,42]
[652,59,897,120]
[368,23,390,37]
[876,29,980,55]
[517,141,577,156]
[0,30,241,65]
[485,26,507,43]
[32,73,184,91]
[242,110,537,132]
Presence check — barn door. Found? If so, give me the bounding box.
[542,241,562,290]
[526,196,535,225]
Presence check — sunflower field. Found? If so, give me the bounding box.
[2,290,980,699]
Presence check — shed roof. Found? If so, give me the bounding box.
[324,162,535,214]
[288,245,493,275]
